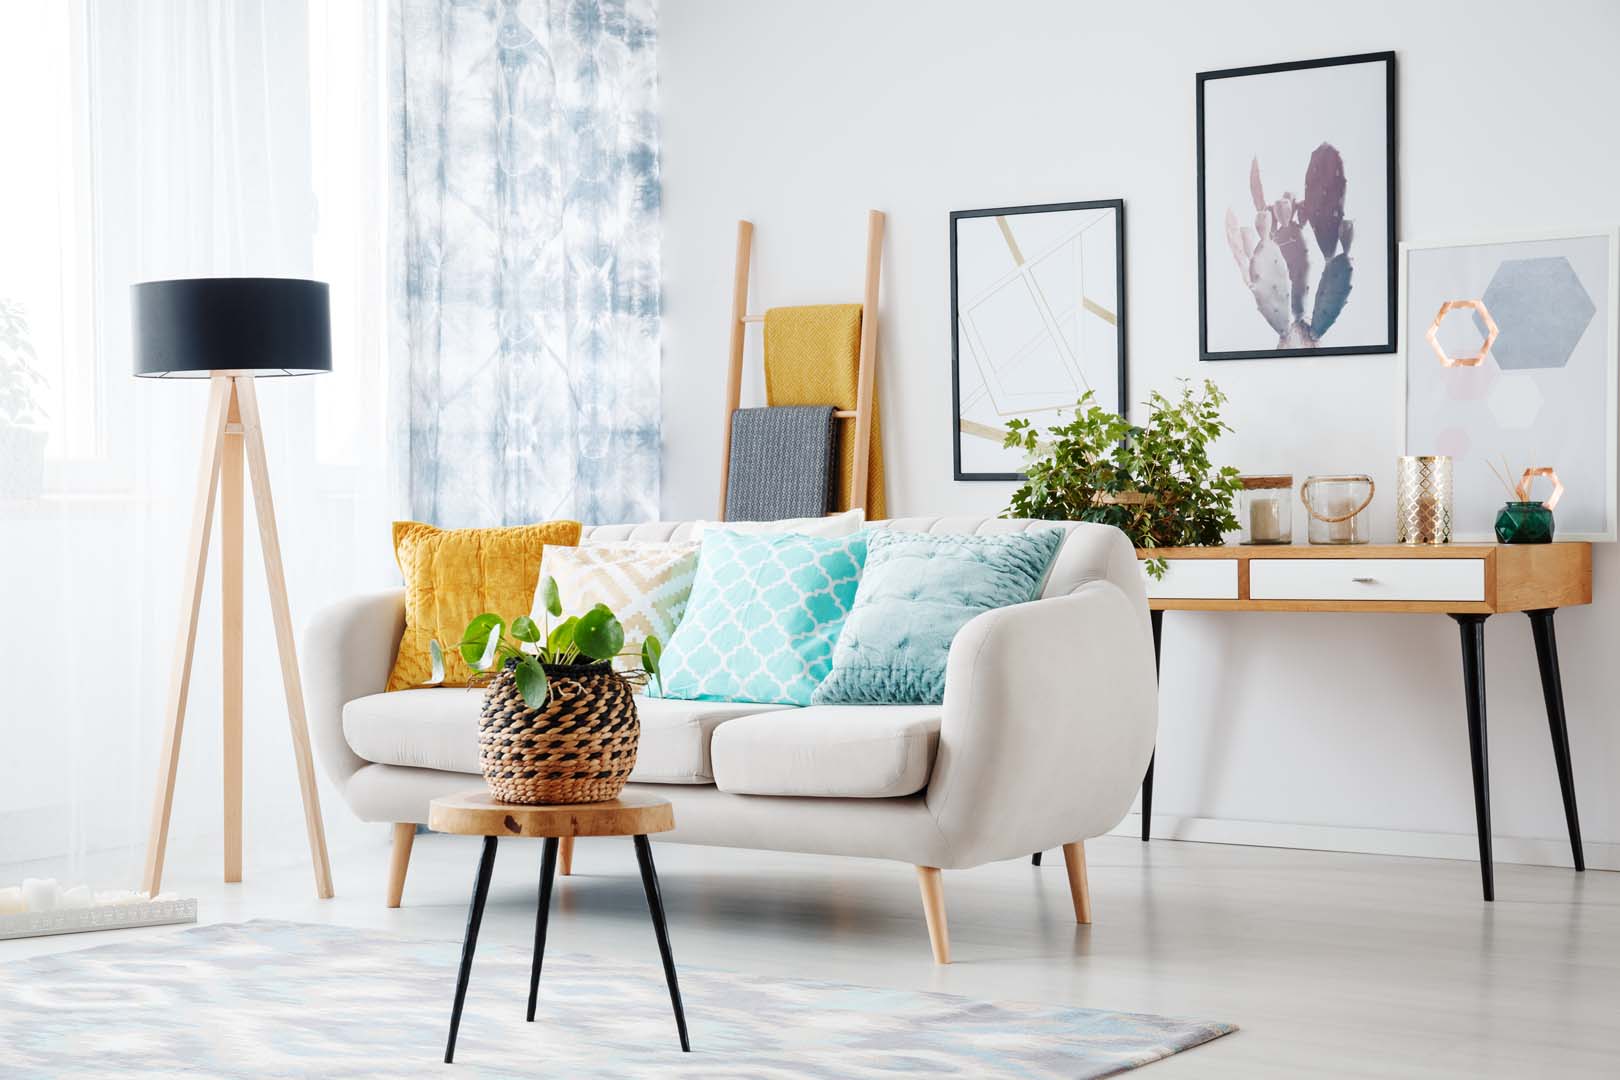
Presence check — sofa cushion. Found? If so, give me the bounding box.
[710,706,941,798]
[630,697,792,783]
[342,689,786,785]
[344,688,484,775]
[657,530,868,706]
[812,528,1063,706]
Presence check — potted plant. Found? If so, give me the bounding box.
[0,299,49,500]
[1003,379,1242,578]
[428,576,663,805]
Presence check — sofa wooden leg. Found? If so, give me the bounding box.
[559,835,574,876]
[1062,841,1092,925]
[915,866,950,964]
[387,823,415,908]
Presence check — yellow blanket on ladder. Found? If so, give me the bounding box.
[763,303,886,519]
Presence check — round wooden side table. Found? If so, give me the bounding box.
[427,790,688,1063]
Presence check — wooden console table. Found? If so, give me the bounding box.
[1136,542,1592,901]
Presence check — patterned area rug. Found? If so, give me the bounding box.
[0,920,1234,1078]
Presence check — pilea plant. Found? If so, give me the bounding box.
[1003,379,1242,578]
[427,574,663,708]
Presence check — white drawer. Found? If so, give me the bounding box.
[1142,559,1239,600]
[1249,559,1485,602]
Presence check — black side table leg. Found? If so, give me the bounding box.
[1031,852,1042,866]
[633,835,690,1052]
[1527,609,1586,871]
[1452,614,1494,902]
[1141,609,1164,842]
[526,837,560,1022]
[446,835,499,1063]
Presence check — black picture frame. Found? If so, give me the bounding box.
[949,199,1128,482]
[1196,51,1397,361]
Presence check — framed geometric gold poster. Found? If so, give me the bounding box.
[950,199,1127,480]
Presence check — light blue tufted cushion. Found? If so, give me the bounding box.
[657,529,868,706]
[811,528,1064,706]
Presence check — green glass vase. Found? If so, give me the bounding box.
[1494,501,1555,544]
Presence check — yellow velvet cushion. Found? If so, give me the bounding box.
[385,519,583,692]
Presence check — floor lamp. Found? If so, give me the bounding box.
[134,277,335,900]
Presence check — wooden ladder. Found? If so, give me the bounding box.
[716,209,885,519]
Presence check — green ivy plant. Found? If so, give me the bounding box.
[426,574,663,708]
[1003,379,1242,579]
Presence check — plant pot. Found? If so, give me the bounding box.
[1494,500,1554,544]
[478,660,639,804]
[0,424,47,500]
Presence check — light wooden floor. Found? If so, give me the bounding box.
[9,834,1619,1077]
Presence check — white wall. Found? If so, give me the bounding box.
[659,0,1620,868]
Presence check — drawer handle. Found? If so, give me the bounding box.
[1351,576,1378,584]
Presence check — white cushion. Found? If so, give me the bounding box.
[343,688,483,774]
[710,706,941,798]
[341,688,786,786]
[630,697,791,784]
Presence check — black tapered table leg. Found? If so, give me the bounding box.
[1031,852,1042,866]
[1452,614,1494,902]
[1527,608,1585,871]
[445,835,499,1063]
[633,834,690,1052]
[1141,608,1164,842]
[526,837,560,1022]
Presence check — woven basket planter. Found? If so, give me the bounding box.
[477,660,640,805]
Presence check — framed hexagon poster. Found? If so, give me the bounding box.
[1400,229,1619,541]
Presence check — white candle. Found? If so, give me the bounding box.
[0,886,23,914]
[21,878,59,912]
[1326,497,1355,542]
[1249,497,1283,542]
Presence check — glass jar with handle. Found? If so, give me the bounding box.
[1300,474,1375,545]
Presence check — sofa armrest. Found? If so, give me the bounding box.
[303,589,405,790]
[924,581,1158,867]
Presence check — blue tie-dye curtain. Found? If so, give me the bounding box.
[389,0,660,527]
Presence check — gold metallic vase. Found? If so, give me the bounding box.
[1396,455,1452,545]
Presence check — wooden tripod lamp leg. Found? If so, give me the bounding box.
[717,219,754,520]
[235,376,336,900]
[221,385,245,884]
[850,209,884,514]
[143,375,234,897]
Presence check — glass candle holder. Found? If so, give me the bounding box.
[1237,475,1293,544]
[1396,455,1452,545]
[1301,474,1375,545]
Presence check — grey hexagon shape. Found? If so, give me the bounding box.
[1470,256,1596,370]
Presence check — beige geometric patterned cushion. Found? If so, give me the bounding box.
[531,542,701,656]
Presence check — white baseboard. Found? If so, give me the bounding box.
[1108,812,1618,872]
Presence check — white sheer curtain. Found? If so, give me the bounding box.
[0,0,394,889]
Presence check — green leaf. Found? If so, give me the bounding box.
[538,575,562,618]
[510,615,541,644]
[424,639,446,685]
[573,607,625,661]
[642,636,664,696]
[547,616,578,658]
[513,655,549,707]
[460,613,504,668]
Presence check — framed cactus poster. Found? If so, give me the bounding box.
[1196,51,1397,360]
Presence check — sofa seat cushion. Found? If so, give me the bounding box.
[710,706,941,798]
[630,697,792,784]
[341,689,786,785]
[344,688,484,775]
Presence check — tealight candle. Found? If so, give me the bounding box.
[21,877,59,912]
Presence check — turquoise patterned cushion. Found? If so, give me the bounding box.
[811,529,1064,706]
[657,530,868,706]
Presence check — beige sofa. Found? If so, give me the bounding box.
[304,516,1158,962]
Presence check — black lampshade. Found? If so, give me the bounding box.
[132,277,332,377]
